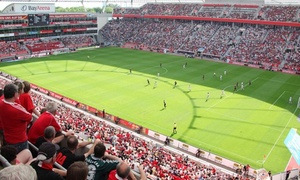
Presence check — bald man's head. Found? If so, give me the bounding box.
[116,162,131,179]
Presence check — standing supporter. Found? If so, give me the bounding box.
[13,81,24,104]
[85,142,122,180]
[28,102,63,145]
[56,135,100,169]
[66,161,89,180]
[30,142,64,180]
[19,81,41,117]
[0,83,32,153]
[0,145,33,165]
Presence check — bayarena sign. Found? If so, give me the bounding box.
[14,3,55,13]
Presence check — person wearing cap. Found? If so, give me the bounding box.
[85,142,122,180]
[0,83,32,153]
[31,142,64,180]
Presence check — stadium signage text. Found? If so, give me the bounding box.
[23,5,50,11]
[14,4,55,13]
[0,15,27,20]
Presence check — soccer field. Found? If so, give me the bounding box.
[1,47,300,173]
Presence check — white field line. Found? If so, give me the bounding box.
[269,91,286,110]
[263,107,299,163]
[207,77,259,110]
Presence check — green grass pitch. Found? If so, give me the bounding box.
[1,47,300,173]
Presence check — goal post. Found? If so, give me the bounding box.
[297,97,300,109]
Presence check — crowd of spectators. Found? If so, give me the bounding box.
[101,18,300,72]
[0,36,95,60]
[60,35,94,48]
[259,6,299,22]
[227,7,258,20]
[25,39,65,53]
[197,6,224,18]
[0,75,255,179]
[113,3,300,22]
[0,41,27,58]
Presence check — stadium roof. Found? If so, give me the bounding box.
[0,0,299,4]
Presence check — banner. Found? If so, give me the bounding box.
[284,128,300,165]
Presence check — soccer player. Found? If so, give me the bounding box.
[129,69,132,74]
[224,70,227,75]
[289,97,292,104]
[220,75,223,81]
[183,64,186,69]
[163,100,166,108]
[154,81,157,88]
[249,80,252,86]
[206,92,210,102]
[160,63,162,68]
[188,84,191,92]
[147,79,150,85]
[157,72,160,77]
[234,85,237,92]
[174,81,177,87]
[202,75,205,80]
[220,90,225,99]
[241,82,244,90]
[173,123,177,134]
[213,73,216,78]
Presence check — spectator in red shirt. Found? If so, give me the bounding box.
[19,81,40,117]
[0,83,32,153]
[13,81,24,104]
[28,101,63,145]
[108,161,145,180]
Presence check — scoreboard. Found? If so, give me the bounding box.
[28,14,50,26]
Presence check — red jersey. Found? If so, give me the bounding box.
[107,169,126,180]
[0,99,32,144]
[19,92,35,114]
[28,111,61,144]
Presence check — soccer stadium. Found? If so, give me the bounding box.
[0,0,300,179]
